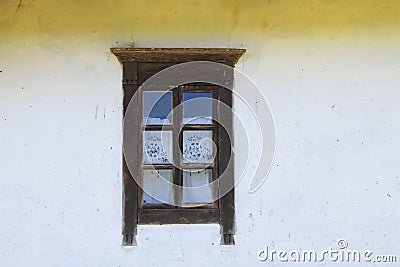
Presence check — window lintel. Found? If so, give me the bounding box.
[110,47,246,66]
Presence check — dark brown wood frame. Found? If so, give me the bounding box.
[111,48,245,246]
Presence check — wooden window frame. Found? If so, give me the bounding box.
[111,48,245,246]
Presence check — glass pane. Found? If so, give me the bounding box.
[143,91,172,125]
[142,170,172,204]
[183,169,213,204]
[183,92,212,124]
[143,131,172,164]
[183,131,214,163]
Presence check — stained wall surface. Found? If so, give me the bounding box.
[0,1,399,266]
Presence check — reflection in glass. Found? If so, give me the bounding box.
[183,92,212,124]
[183,169,213,204]
[143,91,172,125]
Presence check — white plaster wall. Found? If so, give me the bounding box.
[1,32,400,266]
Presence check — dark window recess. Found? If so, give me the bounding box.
[111,48,245,246]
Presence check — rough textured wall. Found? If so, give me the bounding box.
[1,0,400,42]
[0,1,399,266]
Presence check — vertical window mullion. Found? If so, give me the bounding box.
[172,86,183,207]
[137,88,144,207]
[212,87,219,207]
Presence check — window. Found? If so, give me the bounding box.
[111,48,245,246]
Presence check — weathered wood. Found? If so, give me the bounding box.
[111,48,246,67]
[221,234,235,245]
[122,158,137,238]
[172,87,183,207]
[138,63,236,88]
[122,62,139,246]
[137,77,144,209]
[141,203,215,209]
[144,125,174,131]
[181,124,214,131]
[122,62,137,85]
[137,62,175,85]
[180,163,214,169]
[138,208,219,224]
[123,233,137,246]
[141,164,174,170]
[180,84,217,92]
[218,86,235,245]
[212,88,220,207]
[111,48,245,246]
